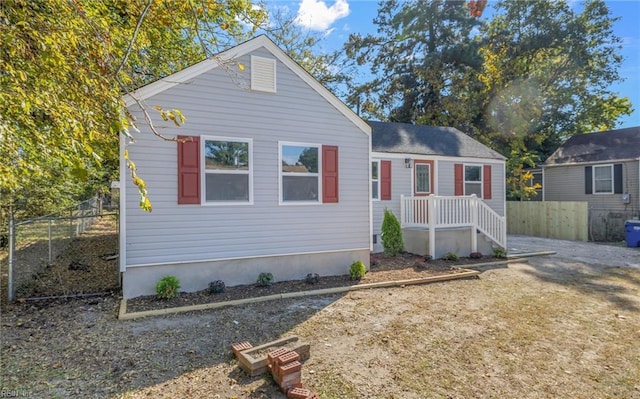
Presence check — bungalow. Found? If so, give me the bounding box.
[370,121,507,258]
[543,127,640,241]
[120,36,371,298]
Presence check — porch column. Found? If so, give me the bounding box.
[428,195,436,258]
[470,194,478,253]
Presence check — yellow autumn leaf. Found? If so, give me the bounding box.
[238,63,245,71]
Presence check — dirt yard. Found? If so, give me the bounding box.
[1,236,639,398]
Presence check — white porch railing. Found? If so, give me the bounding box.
[400,195,507,256]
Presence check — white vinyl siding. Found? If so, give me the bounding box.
[124,47,369,266]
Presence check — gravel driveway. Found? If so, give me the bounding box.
[508,234,640,270]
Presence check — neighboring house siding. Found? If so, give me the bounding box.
[544,160,640,212]
[125,47,369,266]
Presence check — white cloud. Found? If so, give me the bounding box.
[295,0,350,31]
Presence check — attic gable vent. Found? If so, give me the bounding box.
[251,55,276,93]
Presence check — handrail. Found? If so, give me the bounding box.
[400,195,506,249]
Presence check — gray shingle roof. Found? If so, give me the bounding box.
[544,126,640,165]
[368,121,505,160]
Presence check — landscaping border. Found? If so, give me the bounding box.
[118,255,555,320]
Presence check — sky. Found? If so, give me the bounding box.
[264,0,640,129]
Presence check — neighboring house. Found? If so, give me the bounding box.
[369,121,507,258]
[120,36,371,298]
[543,126,640,241]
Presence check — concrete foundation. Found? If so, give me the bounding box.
[122,249,370,299]
[402,227,495,259]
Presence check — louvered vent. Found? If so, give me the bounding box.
[251,56,276,93]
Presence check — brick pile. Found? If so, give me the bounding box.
[230,340,318,398]
[266,348,318,398]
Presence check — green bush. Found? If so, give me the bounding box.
[305,273,320,284]
[381,208,404,256]
[349,260,367,280]
[256,272,274,287]
[442,252,459,261]
[493,247,507,258]
[156,276,180,299]
[208,280,225,294]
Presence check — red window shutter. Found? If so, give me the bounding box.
[380,160,392,200]
[483,165,492,199]
[177,135,200,204]
[454,163,463,196]
[322,145,339,203]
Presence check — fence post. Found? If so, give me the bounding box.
[8,208,14,302]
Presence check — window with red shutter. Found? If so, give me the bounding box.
[177,135,201,204]
[322,145,339,203]
[380,160,392,200]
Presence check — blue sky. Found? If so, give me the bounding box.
[264,0,640,129]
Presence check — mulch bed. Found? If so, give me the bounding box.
[126,253,500,313]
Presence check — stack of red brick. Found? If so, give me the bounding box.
[266,348,318,399]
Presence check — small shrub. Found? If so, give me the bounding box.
[349,260,367,280]
[208,280,225,294]
[413,261,427,270]
[442,252,459,261]
[156,276,180,300]
[381,209,404,256]
[256,272,274,287]
[493,247,507,258]
[305,273,320,284]
[470,252,483,259]
[423,255,433,262]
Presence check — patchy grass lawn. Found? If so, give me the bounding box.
[1,255,639,398]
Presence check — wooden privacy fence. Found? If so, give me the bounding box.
[507,201,588,241]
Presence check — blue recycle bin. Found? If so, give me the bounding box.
[625,220,640,248]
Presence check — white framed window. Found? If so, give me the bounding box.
[593,164,613,194]
[371,161,379,200]
[202,136,252,204]
[464,165,482,196]
[280,142,321,203]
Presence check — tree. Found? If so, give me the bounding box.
[479,0,632,159]
[257,6,343,87]
[478,0,632,198]
[1,0,266,214]
[341,0,482,128]
[338,0,631,200]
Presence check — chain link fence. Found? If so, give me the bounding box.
[4,197,119,301]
